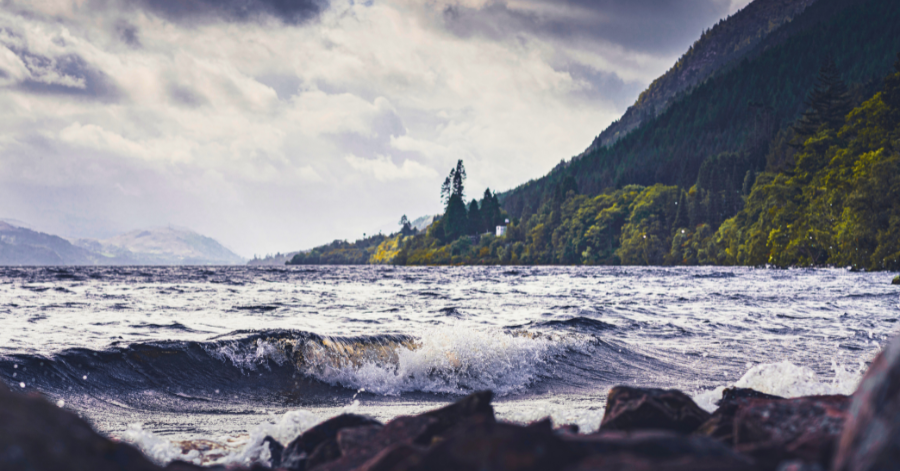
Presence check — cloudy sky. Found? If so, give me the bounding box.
[0,0,751,257]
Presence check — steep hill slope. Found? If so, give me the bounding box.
[586,0,816,151]
[502,0,900,218]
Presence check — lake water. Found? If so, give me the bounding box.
[0,266,896,466]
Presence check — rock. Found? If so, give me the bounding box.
[565,430,755,469]
[833,334,900,471]
[565,452,754,471]
[263,436,284,468]
[600,386,712,434]
[279,414,382,470]
[307,439,343,470]
[354,444,424,471]
[695,388,785,443]
[411,420,575,471]
[892,275,899,285]
[729,395,850,471]
[337,426,383,455]
[313,391,495,471]
[0,381,165,471]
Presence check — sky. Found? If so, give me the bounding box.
[0,0,752,257]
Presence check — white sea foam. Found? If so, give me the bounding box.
[693,360,866,412]
[122,423,202,466]
[301,326,566,396]
[121,408,325,467]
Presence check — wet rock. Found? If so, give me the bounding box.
[695,388,785,443]
[721,387,785,403]
[730,395,850,471]
[307,439,343,470]
[337,426,383,455]
[263,436,283,468]
[354,444,424,471]
[565,452,754,471]
[600,386,711,434]
[565,430,754,468]
[0,381,161,471]
[892,275,899,285]
[279,414,382,470]
[411,419,575,471]
[313,391,495,470]
[833,334,900,471]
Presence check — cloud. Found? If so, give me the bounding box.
[345,154,438,182]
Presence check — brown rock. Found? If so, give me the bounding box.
[695,388,785,443]
[411,420,575,471]
[600,386,711,434]
[731,395,850,470]
[337,426,383,455]
[833,334,900,471]
[280,414,382,470]
[565,452,754,471]
[312,391,495,471]
[565,430,754,468]
[0,381,165,471]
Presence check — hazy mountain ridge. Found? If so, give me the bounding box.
[584,0,816,153]
[0,223,243,266]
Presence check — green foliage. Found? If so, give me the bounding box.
[716,62,900,270]
[287,234,388,265]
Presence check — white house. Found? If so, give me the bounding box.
[496,226,507,237]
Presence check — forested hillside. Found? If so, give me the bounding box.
[502,0,900,219]
[587,0,815,151]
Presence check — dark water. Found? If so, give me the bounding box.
[0,266,896,465]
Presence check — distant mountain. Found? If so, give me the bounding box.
[74,226,244,265]
[0,222,102,265]
[0,222,243,266]
[584,0,817,152]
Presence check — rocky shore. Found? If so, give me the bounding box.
[3,335,900,471]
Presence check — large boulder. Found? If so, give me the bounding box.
[695,388,786,443]
[311,391,495,471]
[832,334,900,471]
[0,382,162,471]
[279,414,383,470]
[565,430,755,470]
[600,386,711,434]
[730,395,850,470]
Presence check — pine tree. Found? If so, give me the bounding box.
[792,59,853,142]
[467,199,482,235]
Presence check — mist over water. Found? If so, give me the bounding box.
[0,266,897,465]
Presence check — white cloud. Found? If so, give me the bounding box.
[345,154,438,182]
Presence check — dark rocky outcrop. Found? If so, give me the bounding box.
[0,381,162,471]
[731,395,850,470]
[279,414,383,470]
[832,332,900,471]
[695,388,786,443]
[599,386,712,434]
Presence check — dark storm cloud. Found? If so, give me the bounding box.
[8,48,121,102]
[129,0,328,25]
[441,0,740,55]
[115,20,141,47]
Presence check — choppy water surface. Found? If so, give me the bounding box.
[0,266,897,465]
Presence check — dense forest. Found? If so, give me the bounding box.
[287,0,900,270]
